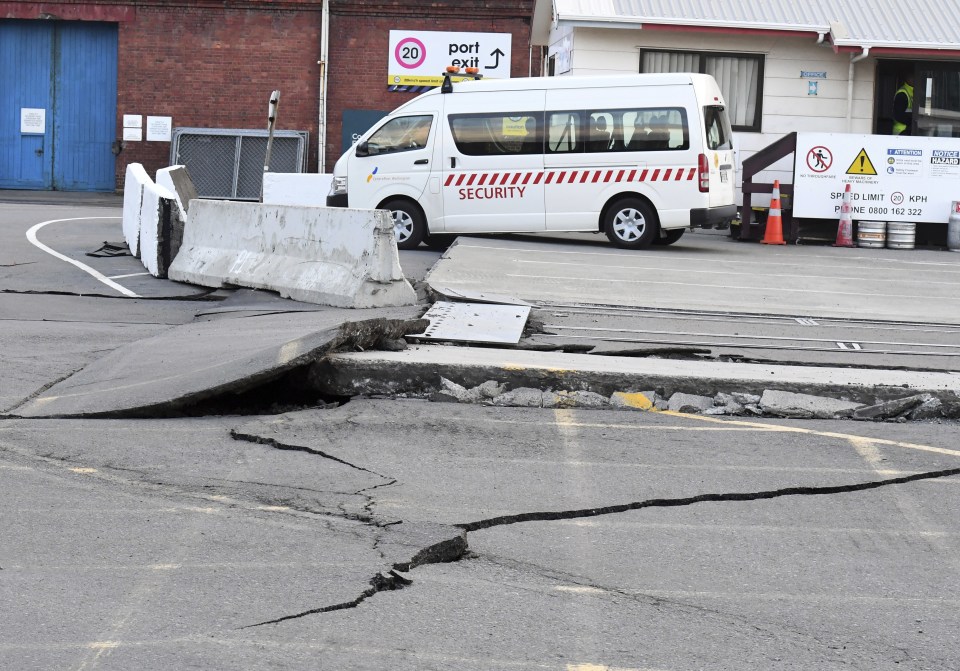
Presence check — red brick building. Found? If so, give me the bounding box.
[0,0,538,191]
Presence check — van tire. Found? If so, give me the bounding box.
[383,200,426,250]
[424,233,457,250]
[653,229,685,246]
[604,198,658,249]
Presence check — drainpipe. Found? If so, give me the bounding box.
[318,0,330,173]
[847,47,870,132]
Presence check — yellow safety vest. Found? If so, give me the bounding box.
[892,83,914,135]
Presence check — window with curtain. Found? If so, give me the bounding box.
[641,50,764,132]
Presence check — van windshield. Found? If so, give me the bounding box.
[362,115,433,155]
[704,105,733,150]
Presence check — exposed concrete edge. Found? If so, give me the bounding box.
[313,345,960,407]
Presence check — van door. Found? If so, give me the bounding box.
[439,90,546,233]
[703,105,736,207]
[348,113,438,211]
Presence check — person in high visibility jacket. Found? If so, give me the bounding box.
[892,72,914,136]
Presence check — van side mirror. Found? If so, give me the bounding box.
[355,141,369,157]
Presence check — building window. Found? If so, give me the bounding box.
[641,50,764,132]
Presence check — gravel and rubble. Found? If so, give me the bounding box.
[426,377,955,422]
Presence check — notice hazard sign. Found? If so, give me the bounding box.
[846,148,877,175]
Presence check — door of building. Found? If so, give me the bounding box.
[0,20,118,191]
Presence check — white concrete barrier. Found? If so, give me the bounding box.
[138,180,180,278]
[168,200,416,308]
[262,173,333,206]
[156,165,198,218]
[122,163,150,257]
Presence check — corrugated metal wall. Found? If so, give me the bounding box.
[0,19,117,191]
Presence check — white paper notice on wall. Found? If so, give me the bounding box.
[123,114,142,128]
[123,127,143,142]
[21,108,45,134]
[146,116,172,142]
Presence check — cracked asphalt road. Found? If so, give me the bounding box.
[3,200,960,670]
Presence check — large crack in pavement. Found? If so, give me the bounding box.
[236,422,960,627]
[456,467,960,531]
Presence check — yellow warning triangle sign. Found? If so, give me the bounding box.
[846,148,877,175]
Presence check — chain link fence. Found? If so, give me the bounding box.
[170,128,309,200]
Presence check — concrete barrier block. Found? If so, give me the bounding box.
[156,165,198,217]
[168,200,416,308]
[139,181,180,278]
[122,163,150,257]
[262,173,333,206]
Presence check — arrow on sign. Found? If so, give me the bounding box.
[487,48,505,70]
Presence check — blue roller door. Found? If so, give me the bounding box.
[0,20,117,191]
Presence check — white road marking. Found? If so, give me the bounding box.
[107,272,150,280]
[25,217,139,298]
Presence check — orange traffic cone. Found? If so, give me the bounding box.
[834,183,855,247]
[761,180,786,245]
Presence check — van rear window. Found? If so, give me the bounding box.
[704,106,734,150]
[449,113,542,156]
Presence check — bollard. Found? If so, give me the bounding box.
[949,201,960,252]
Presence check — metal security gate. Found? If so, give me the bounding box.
[170,128,308,200]
[0,20,118,191]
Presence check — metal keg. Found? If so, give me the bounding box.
[856,220,886,248]
[886,222,916,249]
[949,201,960,252]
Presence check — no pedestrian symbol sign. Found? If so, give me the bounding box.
[806,146,832,172]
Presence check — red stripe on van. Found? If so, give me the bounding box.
[687,168,696,180]
[456,174,467,186]
[500,173,511,185]
[651,169,661,181]
[627,169,637,181]
[604,170,613,182]
[511,173,522,185]
[616,170,625,182]
[476,173,488,186]
[566,171,577,183]
[580,171,591,183]
[522,172,532,185]
[467,173,478,186]
[663,169,672,181]
[675,169,684,181]
[444,175,454,186]
[639,169,648,181]
[557,171,566,183]
[534,172,544,184]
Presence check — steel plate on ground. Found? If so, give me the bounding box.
[409,301,531,344]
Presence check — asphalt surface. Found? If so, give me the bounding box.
[4,192,960,670]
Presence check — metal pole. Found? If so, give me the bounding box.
[261,90,281,202]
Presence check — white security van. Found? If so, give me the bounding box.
[327,72,736,250]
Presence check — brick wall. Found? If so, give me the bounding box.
[117,3,323,186]
[2,0,538,189]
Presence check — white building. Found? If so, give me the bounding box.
[532,0,960,198]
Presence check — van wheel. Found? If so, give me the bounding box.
[653,229,685,246]
[604,198,658,249]
[383,200,426,250]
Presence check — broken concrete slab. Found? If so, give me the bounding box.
[852,395,927,421]
[8,307,424,419]
[667,392,715,414]
[759,390,863,419]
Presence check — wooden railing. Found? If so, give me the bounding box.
[738,132,797,241]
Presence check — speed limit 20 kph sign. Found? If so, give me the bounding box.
[388,30,511,88]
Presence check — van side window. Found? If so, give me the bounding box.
[363,115,433,155]
[547,112,581,153]
[622,108,689,152]
[449,113,542,156]
[704,105,734,150]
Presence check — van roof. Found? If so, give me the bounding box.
[446,72,713,93]
[391,73,722,112]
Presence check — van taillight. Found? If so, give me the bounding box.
[698,153,709,193]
